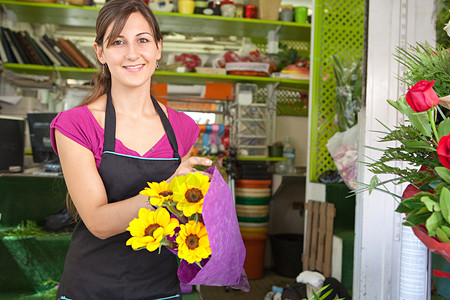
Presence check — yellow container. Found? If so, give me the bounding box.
[178,0,195,14]
[240,226,269,237]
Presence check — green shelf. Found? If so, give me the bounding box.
[0,0,310,41]
[237,156,285,161]
[154,12,311,41]
[3,63,97,80]
[154,71,309,89]
[3,63,309,88]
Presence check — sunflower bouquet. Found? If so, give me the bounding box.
[126,171,211,264]
[126,166,250,291]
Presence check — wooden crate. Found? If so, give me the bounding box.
[302,200,336,277]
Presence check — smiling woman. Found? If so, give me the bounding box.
[94,12,162,90]
[49,0,213,299]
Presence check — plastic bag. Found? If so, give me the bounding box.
[326,125,358,190]
[175,166,250,291]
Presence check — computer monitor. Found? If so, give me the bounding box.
[27,112,58,165]
[0,116,25,172]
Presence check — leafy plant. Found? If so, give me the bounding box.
[394,42,450,98]
[2,220,53,237]
[332,55,363,132]
[305,284,344,300]
[436,0,450,49]
[34,280,59,300]
[272,43,309,72]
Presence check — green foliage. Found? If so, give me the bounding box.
[34,280,59,300]
[1,220,52,237]
[272,43,309,72]
[366,112,450,240]
[362,52,450,242]
[332,55,363,132]
[436,0,450,49]
[395,42,450,98]
[366,122,440,190]
[194,155,228,181]
[302,284,345,300]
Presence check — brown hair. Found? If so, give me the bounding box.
[67,0,162,219]
[80,0,163,106]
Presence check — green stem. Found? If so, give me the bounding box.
[165,202,187,224]
[161,239,177,249]
[428,109,439,143]
[195,261,203,269]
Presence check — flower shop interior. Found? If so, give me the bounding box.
[1,0,450,299]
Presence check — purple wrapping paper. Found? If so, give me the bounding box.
[176,166,250,292]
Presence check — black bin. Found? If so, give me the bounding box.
[270,234,303,277]
[234,160,271,180]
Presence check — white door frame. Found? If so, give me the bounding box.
[354,0,436,299]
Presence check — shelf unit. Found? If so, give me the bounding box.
[0,0,310,89]
[231,82,278,158]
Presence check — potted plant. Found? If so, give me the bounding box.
[268,141,284,157]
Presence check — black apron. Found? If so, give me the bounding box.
[57,91,182,300]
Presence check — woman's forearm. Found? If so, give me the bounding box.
[82,192,152,239]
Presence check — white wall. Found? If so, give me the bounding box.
[275,115,308,167]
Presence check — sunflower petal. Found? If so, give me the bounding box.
[153,227,164,239]
[150,197,163,206]
[146,241,161,252]
[138,207,150,220]
[156,208,170,226]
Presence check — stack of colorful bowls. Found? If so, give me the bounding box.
[235,179,272,279]
[235,179,272,237]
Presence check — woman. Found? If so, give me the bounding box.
[50,0,211,298]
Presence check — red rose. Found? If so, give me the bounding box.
[437,134,450,169]
[405,80,439,112]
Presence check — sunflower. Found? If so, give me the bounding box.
[126,207,179,252]
[172,172,210,217]
[140,180,174,206]
[176,220,211,264]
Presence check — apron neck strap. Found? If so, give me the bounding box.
[103,90,116,152]
[151,95,180,160]
[103,90,181,160]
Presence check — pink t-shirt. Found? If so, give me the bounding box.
[50,104,199,169]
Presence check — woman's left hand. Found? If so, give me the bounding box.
[170,155,213,180]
